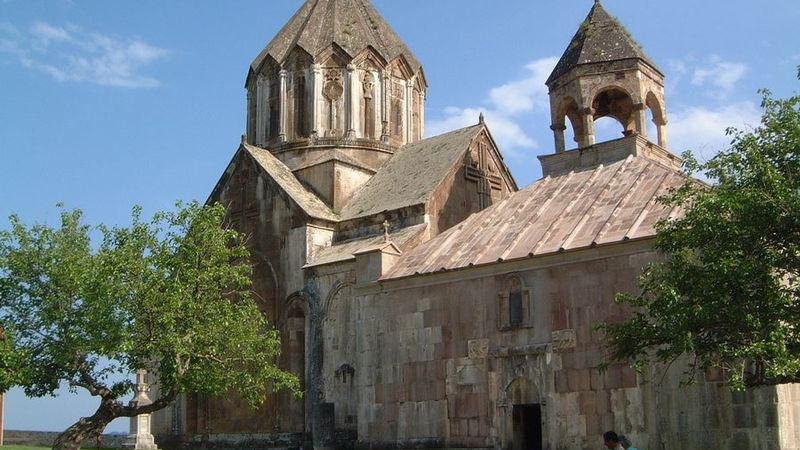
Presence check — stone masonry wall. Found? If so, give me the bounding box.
[315,245,800,449]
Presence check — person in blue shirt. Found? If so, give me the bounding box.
[619,435,640,450]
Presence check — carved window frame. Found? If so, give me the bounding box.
[497,274,533,331]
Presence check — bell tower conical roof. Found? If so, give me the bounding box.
[547,1,660,85]
[251,0,422,73]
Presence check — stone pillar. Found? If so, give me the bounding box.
[633,102,648,139]
[346,64,357,139]
[279,69,288,143]
[580,108,595,147]
[311,64,322,139]
[123,371,159,450]
[370,70,380,139]
[405,79,414,144]
[246,89,254,145]
[381,73,390,142]
[420,89,426,139]
[551,124,567,153]
[0,392,4,447]
[657,121,668,148]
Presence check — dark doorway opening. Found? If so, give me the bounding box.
[512,404,542,450]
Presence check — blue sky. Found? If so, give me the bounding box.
[1,0,798,434]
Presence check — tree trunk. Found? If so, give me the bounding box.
[53,403,116,450]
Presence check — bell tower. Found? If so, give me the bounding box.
[243,0,427,212]
[546,0,667,152]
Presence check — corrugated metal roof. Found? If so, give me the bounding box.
[385,155,685,279]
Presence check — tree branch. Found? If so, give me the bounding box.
[76,360,113,399]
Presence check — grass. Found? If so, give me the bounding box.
[2,446,117,450]
[2,446,51,450]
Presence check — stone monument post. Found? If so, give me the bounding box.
[122,370,159,450]
[0,392,5,446]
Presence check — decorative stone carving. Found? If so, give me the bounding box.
[468,339,489,359]
[322,70,344,136]
[322,71,343,101]
[362,74,374,98]
[551,329,576,351]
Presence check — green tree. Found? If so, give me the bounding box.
[0,202,300,450]
[603,86,800,390]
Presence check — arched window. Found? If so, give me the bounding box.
[392,100,403,137]
[269,78,280,140]
[498,274,532,330]
[294,75,307,138]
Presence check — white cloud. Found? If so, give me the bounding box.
[0,21,18,35]
[426,56,558,155]
[0,20,169,88]
[691,56,748,96]
[668,101,761,161]
[30,21,72,45]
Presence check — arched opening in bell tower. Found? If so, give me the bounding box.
[591,87,635,141]
[645,91,668,147]
[553,97,583,152]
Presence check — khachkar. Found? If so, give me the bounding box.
[122,370,159,450]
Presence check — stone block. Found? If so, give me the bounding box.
[591,369,605,390]
[604,366,623,389]
[568,369,591,391]
[733,406,754,429]
[595,390,610,413]
[586,413,602,435]
[621,366,638,388]
[579,391,596,415]
[468,418,480,437]
[555,370,569,393]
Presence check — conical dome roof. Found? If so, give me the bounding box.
[251,0,422,73]
[547,1,660,85]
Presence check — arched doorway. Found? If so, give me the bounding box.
[500,376,547,450]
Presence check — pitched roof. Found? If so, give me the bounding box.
[242,144,340,222]
[547,1,660,84]
[385,155,687,279]
[304,223,426,268]
[252,0,422,73]
[339,124,484,221]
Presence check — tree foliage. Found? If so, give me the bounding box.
[0,202,300,449]
[603,86,800,390]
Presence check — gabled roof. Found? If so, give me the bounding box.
[340,124,511,221]
[385,155,687,279]
[251,0,422,73]
[547,1,660,84]
[304,223,426,268]
[225,143,339,222]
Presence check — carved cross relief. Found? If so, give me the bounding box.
[323,70,344,136]
[465,141,503,209]
[362,73,375,139]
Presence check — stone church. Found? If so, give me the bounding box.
[154,1,800,449]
